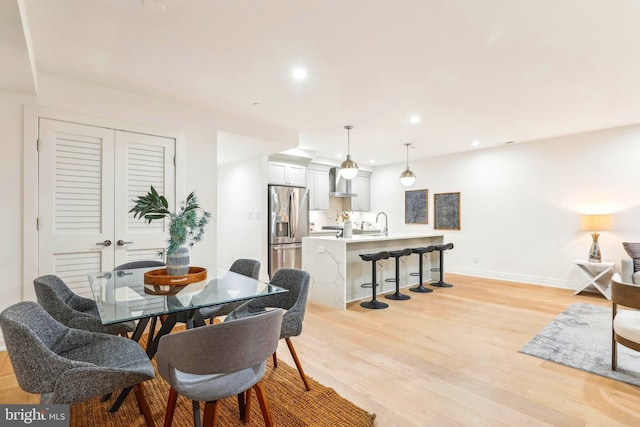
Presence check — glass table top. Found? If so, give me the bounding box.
[87,267,286,325]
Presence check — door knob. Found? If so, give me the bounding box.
[117,240,133,246]
[97,240,112,247]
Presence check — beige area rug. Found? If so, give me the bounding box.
[71,349,375,426]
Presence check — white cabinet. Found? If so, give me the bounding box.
[307,166,330,210]
[268,161,307,186]
[350,171,371,212]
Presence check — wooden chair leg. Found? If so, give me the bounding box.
[164,387,179,427]
[203,401,218,427]
[285,337,311,391]
[272,352,278,368]
[244,388,252,424]
[133,382,155,427]
[612,337,618,370]
[252,381,273,427]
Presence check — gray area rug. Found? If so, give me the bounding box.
[520,302,640,387]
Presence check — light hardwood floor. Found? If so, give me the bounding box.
[3,274,640,426]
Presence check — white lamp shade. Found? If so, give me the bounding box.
[399,169,416,186]
[339,157,359,180]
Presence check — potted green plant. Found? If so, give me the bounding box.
[130,186,211,275]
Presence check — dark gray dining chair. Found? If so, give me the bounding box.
[226,268,311,391]
[0,301,155,426]
[34,274,136,336]
[157,308,283,427]
[197,258,261,324]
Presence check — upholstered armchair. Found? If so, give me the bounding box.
[611,273,640,370]
[157,308,283,426]
[0,301,155,426]
[34,274,136,335]
[621,242,640,284]
[197,258,262,323]
[226,268,311,391]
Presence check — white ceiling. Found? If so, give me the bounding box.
[6,0,640,166]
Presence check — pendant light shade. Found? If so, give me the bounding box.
[399,143,416,186]
[339,125,359,180]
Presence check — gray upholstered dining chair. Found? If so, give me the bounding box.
[157,308,283,427]
[197,258,261,324]
[0,301,155,426]
[34,274,136,335]
[611,273,640,370]
[226,268,312,391]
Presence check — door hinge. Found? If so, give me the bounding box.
[36,218,39,230]
[173,156,176,166]
[36,139,40,151]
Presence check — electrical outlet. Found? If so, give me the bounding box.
[247,212,253,219]
[255,212,261,219]
[473,256,479,264]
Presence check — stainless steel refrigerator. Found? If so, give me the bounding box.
[268,185,309,278]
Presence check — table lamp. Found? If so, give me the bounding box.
[580,214,613,263]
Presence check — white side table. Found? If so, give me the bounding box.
[573,259,616,300]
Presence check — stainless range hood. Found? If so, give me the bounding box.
[329,167,357,197]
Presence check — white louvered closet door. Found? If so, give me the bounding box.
[114,130,175,267]
[38,119,175,298]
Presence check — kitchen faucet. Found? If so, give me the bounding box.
[376,212,388,235]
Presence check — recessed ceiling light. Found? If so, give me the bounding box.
[141,0,166,13]
[292,68,307,80]
[471,140,480,146]
[369,159,376,164]
[409,115,421,124]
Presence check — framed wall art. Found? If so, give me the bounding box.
[434,192,460,230]
[405,189,428,224]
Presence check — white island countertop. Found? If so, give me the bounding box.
[305,232,443,243]
[302,232,445,309]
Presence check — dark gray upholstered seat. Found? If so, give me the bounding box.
[34,274,136,335]
[0,301,155,425]
[157,308,283,427]
[226,268,312,391]
[197,258,261,322]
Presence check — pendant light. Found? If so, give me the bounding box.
[339,125,359,180]
[399,143,416,186]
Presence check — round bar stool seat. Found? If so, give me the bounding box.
[431,243,454,288]
[409,246,435,293]
[384,248,412,300]
[359,251,390,309]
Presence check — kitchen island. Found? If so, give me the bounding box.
[302,233,444,310]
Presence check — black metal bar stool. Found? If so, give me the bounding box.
[409,246,435,293]
[384,248,413,301]
[431,243,454,288]
[359,251,390,309]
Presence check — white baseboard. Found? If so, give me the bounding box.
[448,266,579,291]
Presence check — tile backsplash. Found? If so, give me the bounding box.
[309,197,377,231]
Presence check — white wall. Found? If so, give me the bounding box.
[217,156,270,280]
[1,73,288,349]
[370,124,640,289]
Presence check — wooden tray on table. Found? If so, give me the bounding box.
[143,267,207,295]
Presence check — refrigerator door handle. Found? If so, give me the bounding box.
[290,191,297,239]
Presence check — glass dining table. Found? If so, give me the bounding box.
[87,265,286,412]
